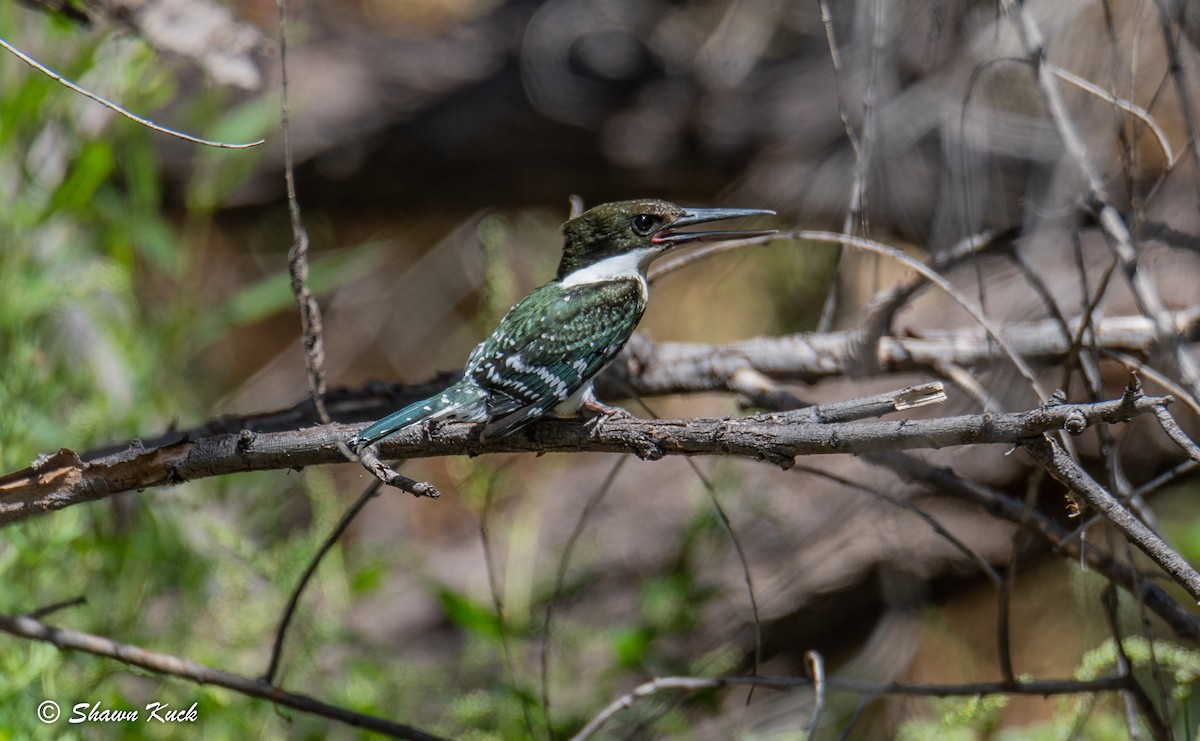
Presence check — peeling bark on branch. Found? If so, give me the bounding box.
[0,393,1169,527]
[608,308,1200,394]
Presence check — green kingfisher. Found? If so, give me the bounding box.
[351,199,775,447]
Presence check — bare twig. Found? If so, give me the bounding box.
[1152,0,1200,208]
[0,613,446,741]
[652,229,1052,399]
[1152,403,1200,463]
[263,479,384,685]
[569,673,1132,740]
[805,650,826,741]
[0,393,1168,527]
[1051,65,1175,166]
[277,0,333,430]
[999,0,1200,405]
[0,37,264,149]
[24,595,87,620]
[478,468,539,740]
[61,305,1198,466]
[1022,433,1200,602]
[541,456,629,737]
[869,450,1200,641]
[814,0,883,331]
[781,382,946,423]
[353,445,440,498]
[791,464,1003,588]
[1103,585,1170,741]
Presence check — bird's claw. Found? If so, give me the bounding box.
[582,399,632,436]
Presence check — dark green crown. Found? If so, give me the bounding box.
[556,199,776,280]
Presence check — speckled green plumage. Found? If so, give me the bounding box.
[352,199,773,447]
[467,278,646,438]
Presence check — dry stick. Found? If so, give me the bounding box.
[277,0,328,425]
[616,307,1200,399]
[627,391,765,697]
[804,650,826,741]
[0,38,264,149]
[263,479,384,685]
[1051,65,1175,167]
[0,392,1171,527]
[540,456,629,739]
[478,468,539,741]
[1060,459,1200,550]
[801,230,1048,399]
[1152,0,1200,208]
[790,464,1002,588]
[1022,434,1200,603]
[354,445,439,498]
[652,229,1048,398]
[0,613,446,741]
[814,0,880,332]
[783,382,946,423]
[24,595,86,620]
[274,0,428,497]
[1001,0,1200,408]
[568,673,1132,741]
[52,301,1196,462]
[868,450,1200,642]
[1106,350,1200,419]
[1103,585,1171,741]
[1152,403,1200,463]
[682,457,764,691]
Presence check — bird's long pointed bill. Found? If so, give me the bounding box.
[651,207,777,245]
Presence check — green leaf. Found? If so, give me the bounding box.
[611,625,653,668]
[438,588,503,640]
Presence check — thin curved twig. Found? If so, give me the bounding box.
[1051,65,1175,166]
[263,479,384,685]
[569,673,1132,741]
[0,37,264,149]
[540,456,629,736]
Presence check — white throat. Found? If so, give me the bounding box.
[559,248,656,291]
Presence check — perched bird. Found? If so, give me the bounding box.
[351,199,775,447]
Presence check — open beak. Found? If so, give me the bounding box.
[650,207,777,245]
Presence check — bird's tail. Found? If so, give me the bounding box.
[351,381,488,447]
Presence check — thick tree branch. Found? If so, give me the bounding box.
[68,310,1198,466]
[612,308,1200,395]
[0,392,1168,527]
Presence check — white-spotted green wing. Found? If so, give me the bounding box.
[467,279,646,440]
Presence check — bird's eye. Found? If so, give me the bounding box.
[631,214,657,235]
